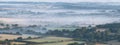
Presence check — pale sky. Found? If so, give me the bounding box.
[0,0,120,2]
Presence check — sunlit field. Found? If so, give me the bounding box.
[39,41,80,45]
[25,36,83,45]
[11,42,26,45]
[25,36,73,43]
[0,34,27,40]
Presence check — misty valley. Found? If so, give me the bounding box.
[0,2,120,45]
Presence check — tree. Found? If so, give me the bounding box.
[16,32,21,35]
[4,39,11,45]
[12,24,18,28]
[117,35,120,42]
[16,37,23,41]
[0,23,5,26]
[68,42,85,45]
[27,36,32,39]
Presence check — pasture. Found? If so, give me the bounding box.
[0,34,28,41]
[25,36,84,45]
[39,41,79,45]
[25,36,73,43]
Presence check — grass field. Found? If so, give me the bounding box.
[25,36,85,45]
[39,41,79,45]
[25,36,73,43]
[11,42,26,45]
[94,40,120,45]
[0,34,84,45]
[0,34,28,41]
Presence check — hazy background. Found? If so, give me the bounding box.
[0,0,120,2]
[0,1,120,26]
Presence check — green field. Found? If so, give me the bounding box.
[11,42,26,45]
[39,41,79,45]
[0,34,27,41]
[25,36,84,45]
[0,34,84,45]
[0,34,37,41]
[26,36,73,43]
